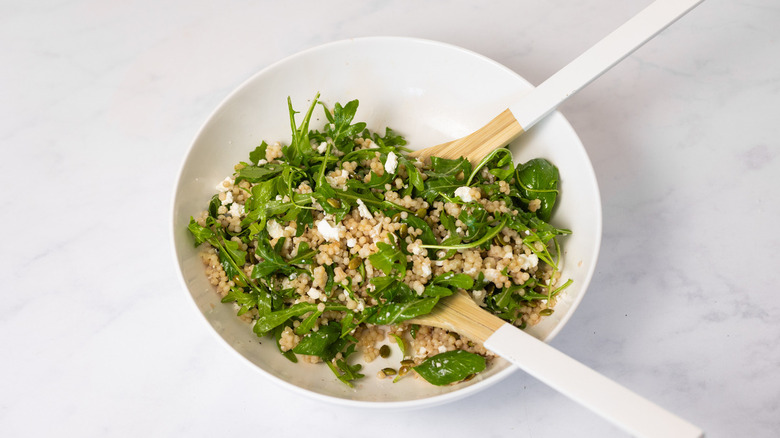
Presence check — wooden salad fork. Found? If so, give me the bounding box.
[409,1,706,437]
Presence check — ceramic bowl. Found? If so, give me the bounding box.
[172,37,602,408]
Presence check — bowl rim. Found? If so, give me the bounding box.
[171,35,603,409]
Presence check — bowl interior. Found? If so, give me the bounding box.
[172,37,602,407]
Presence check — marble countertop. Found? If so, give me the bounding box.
[2,1,778,436]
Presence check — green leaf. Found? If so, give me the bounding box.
[404,161,424,192]
[514,158,560,221]
[368,240,407,279]
[221,287,259,316]
[371,127,407,148]
[187,217,215,246]
[252,302,347,336]
[431,272,474,290]
[273,323,298,363]
[422,285,454,297]
[292,321,343,359]
[364,297,439,325]
[249,141,268,165]
[413,350,486,386]
[390,333,407,357]
[235,163,286,183]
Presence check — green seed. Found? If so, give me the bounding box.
[382,367,397,376]
[398,224,408,238]
[379,344,391,358]
[391,212,402,222]
[462,373,476,382]
[493,234,507,246]
[348,257,362,270]
[326,198,341,208]
[448,332,460,340]
[400,359,415,367]
[398,366,410,376]
[539,309,554,316]
[415,207,427,218]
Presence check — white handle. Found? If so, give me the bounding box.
[484,324,703,438]
[509,0,705,130]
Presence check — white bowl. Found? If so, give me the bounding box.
[172,37,602,408]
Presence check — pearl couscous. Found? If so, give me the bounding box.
[188,96,571,386]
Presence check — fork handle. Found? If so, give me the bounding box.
[484,324,704,438]
[509,0,705,131]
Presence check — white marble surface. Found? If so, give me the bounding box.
[2,0,778,436]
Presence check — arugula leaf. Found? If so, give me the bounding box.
[249,141,268,165]
[319,100,366,152]
[284,94,320,166]
[431,272,474,289]
[367,239,407,279]
[273,323,298,363]
[413,350,486,386]
[222,287,265,317]
[326,343,364,387]
[371,127,407,148]
[235,163,286,183]
[293,321,345,360]
[515,158,560,221]
[252,302,348,336]
[364,297,439,325]
[187,217,215,246]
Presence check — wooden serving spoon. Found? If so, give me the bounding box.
[409,1,705,437]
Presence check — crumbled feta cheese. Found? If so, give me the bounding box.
[517,253,539,270]
[317,142,328,154]
[215,177,233,192]
[438,345,448,354]
[221,190,233,205]
[421,262,432,277]
[256,159,267,165]
[454,186,473,202]
[267,219,284,239]
[346,238,357,248]
[275,195,283,201]
[356,199,373,220]
[316,218,342,242]
[307,287,321,300]
[228,202,244,217]
[385,151,398,174]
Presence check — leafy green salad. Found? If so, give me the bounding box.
[188,95,571,386]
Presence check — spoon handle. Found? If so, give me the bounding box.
[510,0,704,131]
[484,324,704,438]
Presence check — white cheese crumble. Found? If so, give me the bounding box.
[517,253,539,270]
[307,287,321,300]
[316,217,343,242]
[215,177,233,192]
[256,159,268,165]
[221,190,233,205]
[356,199,373,220]
[385,151,398,174]
[420,261,432,277]
[266,219,284,239]
[228,202,244,217]
[346,238,357,248]
[454,186,473,202]
[438,345,448,354]
[317,142,328,154]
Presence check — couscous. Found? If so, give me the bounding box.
[188,95,571,386]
